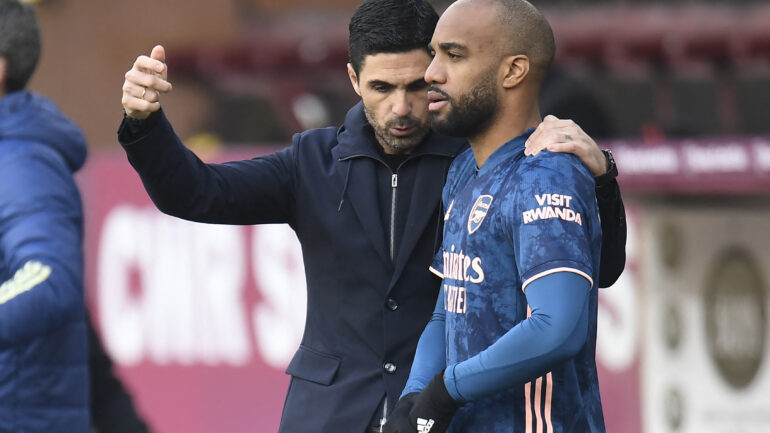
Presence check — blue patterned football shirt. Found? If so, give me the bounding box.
[429,129,605,433]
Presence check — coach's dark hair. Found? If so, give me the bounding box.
[0,0,41,93]
[348,0,438,75]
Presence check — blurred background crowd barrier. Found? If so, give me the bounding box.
[22,0,770,432]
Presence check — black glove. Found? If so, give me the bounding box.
[382,392,418,433]
[407,371,463,433]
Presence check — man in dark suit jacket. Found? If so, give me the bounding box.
[117,1,626,432]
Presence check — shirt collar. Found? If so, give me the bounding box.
[476,127,536,175]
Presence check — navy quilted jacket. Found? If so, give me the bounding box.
[0,91,89,432]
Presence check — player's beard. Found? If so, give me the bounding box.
[429,68,499,140]
[364,106,431,155]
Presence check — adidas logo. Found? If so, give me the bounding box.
[416,418,435,433]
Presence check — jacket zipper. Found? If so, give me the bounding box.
[379,398,389,432]
[390,173,398,262]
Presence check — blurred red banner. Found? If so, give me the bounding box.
[605,137,770,194]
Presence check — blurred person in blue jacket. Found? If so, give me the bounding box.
[117,1,625,432]
[0,1,89,432]
[1,2,152,433]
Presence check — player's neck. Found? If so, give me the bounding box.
[469,103,541,168]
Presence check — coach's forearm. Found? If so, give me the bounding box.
[596,180,627,287]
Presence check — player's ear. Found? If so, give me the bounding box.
[501,54,529,89]
[347,63,362,96]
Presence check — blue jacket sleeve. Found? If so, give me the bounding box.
[0,149,85,348]
[401,293,446,396]
[444,272,589,402]
[118,110,297,226]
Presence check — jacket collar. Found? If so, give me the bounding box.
[334,101,467,161]
[330,102,468,272]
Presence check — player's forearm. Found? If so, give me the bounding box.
[444,272,590,402]
[401,296,447,396]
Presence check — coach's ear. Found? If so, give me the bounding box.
[347,63,362,97]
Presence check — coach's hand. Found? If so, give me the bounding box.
[525,115,608,177]
[122,45,173,120]
[406,372,462,433]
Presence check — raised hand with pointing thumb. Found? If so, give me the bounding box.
[121,45,173,120]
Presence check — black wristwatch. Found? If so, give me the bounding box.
[594,149,618,188]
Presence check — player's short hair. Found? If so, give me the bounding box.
[0,0,41,93]
[348,0,438,75]
[483,0,555,83]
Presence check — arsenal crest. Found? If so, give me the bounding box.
[467,195,493,234]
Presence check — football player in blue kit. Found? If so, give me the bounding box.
[384,1,606,432]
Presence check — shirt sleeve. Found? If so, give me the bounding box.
[118,109,298,226]
[118,109,162,142]
[509,153,600,291]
